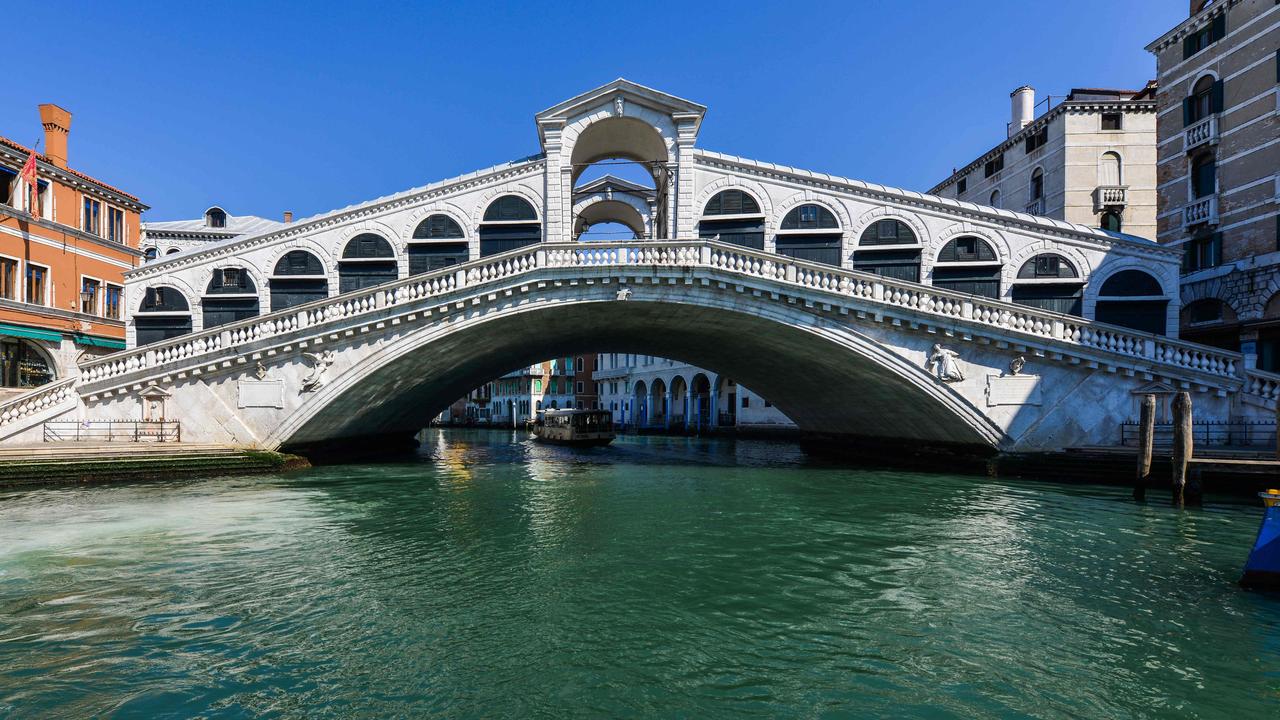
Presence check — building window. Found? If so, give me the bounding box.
[1034,255,1061,277]
[1183,76,1222,127]
[1030,168,1044,201]
[983,154,1004,178]
[576,381,584,393]
[105,284,123,319]
[205,207,227,228]
[82,197,101,235]
[957,177,967,194]
[1101,113,1123,131]
[533,378,542,393]
[1024,126,1049,154]
[1191,155,1216,198]
[143,247,157,262]
[575,356,584,372]
[1100,211,1123,232]
[0,258,15,300]
[742,396,750,408]
[0,339,55,388]
[25,264,47,305]
[1183,233,1222,273]
[1182,13,1225,60]
[80,278,101,315]
[106,207,125,243]
[989,190,1001,208]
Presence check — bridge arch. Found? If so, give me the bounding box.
[262,286,1007,453]
[573,195,648,240]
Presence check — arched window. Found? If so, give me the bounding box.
[205,207,227,228]
[698,190,764,250]
[1099,152,1122,186]
[989,190,1001,208]
[338,233,397,292]
[270,250,327,312]
[1100,211,1123,232]
[933,236,1001,298]
[165,248,181,256]
[479,196,540,257]
[409,214,468,275]
[203,267,259,329]
[1030,168,1044,201]
[1185,75,1221,126]
[134,286,193,345]
[0,338,55,388]
[1011,254,1084,316]
[1094,269,1168,335]
[143,247,157,262]
[775,204,841,266]
[1180,298,1240,353]
[1191,154,1216,198]
[854,219,921,282]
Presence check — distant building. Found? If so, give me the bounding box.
[141,206,286,262]
[573,353,599,409]
[0,104,146,397]
[485,358,576,426]
[930,85,1159,241]
[1146,0,1280,370]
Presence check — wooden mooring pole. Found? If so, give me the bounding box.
[1134,394,1155,502]
[1171,391,1194,507]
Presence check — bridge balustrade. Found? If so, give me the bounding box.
[77,239,1267,404]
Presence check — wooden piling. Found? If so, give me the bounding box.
[1134,394,1155,501]
[1275,398,1279,462]
[1171,391,1193,507]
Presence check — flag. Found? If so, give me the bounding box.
[17,150,37,215]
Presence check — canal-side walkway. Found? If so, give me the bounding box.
[0,443,308,487]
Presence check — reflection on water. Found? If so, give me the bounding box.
[1,429,1278,718]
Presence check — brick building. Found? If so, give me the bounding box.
[0,104,145,397]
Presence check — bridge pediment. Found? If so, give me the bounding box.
[535,78,705,145]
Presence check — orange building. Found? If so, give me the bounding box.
[0,104,146,397]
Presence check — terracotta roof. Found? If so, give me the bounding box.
[0,134,141,203]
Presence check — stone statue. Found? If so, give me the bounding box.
[616,287,632,301]
[928,344,965,382]
[614,96,625,116]
[300,350,335,393]
[254,361,269,380]
[1008,356,1026,376]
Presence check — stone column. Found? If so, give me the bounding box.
[539,120,567,243]
[672,115,700,239]
[709,388,719,427]
[664,392,673,429]
[1240,329,1260,371]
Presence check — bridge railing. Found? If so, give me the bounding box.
[79,238,1248,393]
[0,378,78,429]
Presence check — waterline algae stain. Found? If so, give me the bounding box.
[0,430,1277,718]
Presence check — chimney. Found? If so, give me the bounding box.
[283,211,293,223]
[1007,86,1035,138]
[37,104,72,169]
[1190,0,1209,15]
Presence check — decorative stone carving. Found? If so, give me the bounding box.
[616,287,632,301]
[1008,356,1026,376]
[238,380,284,409]
[928,344,965,383]
[986,374,1042,407]
[300,350,335,393]
[614,96,625,117]
[254,361,269,380]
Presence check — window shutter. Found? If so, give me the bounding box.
[1210,13,1225,42]
[1183,35,1195,60]
[1183,96,1194,127]
[1211,232,1222,266]
[1211,79,1224,113]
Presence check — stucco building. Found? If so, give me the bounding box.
[1147,0,1280,370]
[0,104,145,398]
[141,207,286,262]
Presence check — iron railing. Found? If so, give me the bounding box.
[43,420,181,443]
[1120,421,1276,448]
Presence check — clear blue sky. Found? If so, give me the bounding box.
[5,0,1182,222]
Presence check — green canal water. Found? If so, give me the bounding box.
[1,430,1278,718]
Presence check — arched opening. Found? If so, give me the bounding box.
[715,376,737,427]
[632,379,648,426]
[1094,269,1168,335]
[569,116,669,239]
[1179,298,1239,351]
[669,375,688,427]
[338,233,397,293]
[143,247,157,263]
[1186,75,1219,126]
[1099,152,1122,186]
[649,377,668,427]
[409,215,468,275]
[1011,254,1083,316]
[165,248,181,256]
[134,286,193,346]
[1259,292,1280,373]
[775,204,842,266]
[690,373,712,430]
[698,190,765,250]
[1028,168,1044,212]
[270,250,328,312]
[1100,211,1123,232]
[854,219,921,282]
[205,206,227,228]
[933,236,1001,299]
[203,267,260,329]
[989,190,1001,208]
[479,195,540,257]
[0,337,56,388]
[574,200,646,241]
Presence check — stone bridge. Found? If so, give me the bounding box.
[1,238,1275,455]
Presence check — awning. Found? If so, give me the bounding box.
[0,323,63,343]
[73,334,125,350]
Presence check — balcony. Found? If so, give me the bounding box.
[1184,115,1219,152]
[1024,198,1045,215]
[1092,185,1128,212]
[1182,196,1219,229]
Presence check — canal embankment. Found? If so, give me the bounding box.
[0,444,309,487]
